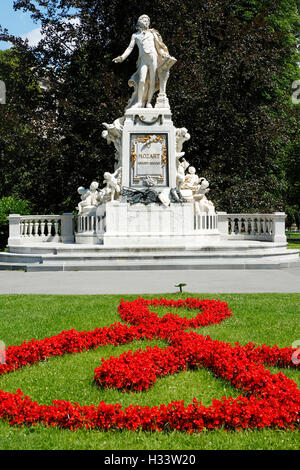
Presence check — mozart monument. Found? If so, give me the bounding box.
[76,14,218,246]
[4,15,297,270]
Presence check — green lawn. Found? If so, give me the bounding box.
[0,293,299,450]
[286,232,300,238]
[288,242,300,252]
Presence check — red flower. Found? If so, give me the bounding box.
[0,297,298,432]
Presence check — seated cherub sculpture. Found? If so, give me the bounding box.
[77,181,99,214]
[193,178,215,214]
[182,166,200,191]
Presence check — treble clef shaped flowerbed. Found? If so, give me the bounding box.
[0,297,299,432]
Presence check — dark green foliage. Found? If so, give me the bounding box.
[0,196,32,248]
[0,0,299,218]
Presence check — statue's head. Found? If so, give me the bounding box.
[90,181,99,191]
[77,186,85,195]
[137,14,150,30]
[200,178,209,190]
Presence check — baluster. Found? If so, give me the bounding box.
[54,221,59,236]
[47,221,52,236]
[251,218,256,236]
[28,221,33,237]
[269,219,273,235]
[41,221,46,236]
[34,221,39,236]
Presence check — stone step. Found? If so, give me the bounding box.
[7,241,289,255]
[1,241,298,271]
[1,247,298,263]
[0,256,299,272]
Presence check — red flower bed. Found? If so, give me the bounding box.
[0,297,299,432]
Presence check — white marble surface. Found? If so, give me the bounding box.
[100,201,220,246]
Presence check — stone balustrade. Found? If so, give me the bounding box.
[217,212,287,243]
[8,214,75,245]
[7,211,287,246]
[194,213,218,232]
[76,207,106,244]
[77,213,106,235]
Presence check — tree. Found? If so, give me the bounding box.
[0,0,299,217]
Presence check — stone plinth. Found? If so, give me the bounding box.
[97,201,220,247]
[121,108,177,190]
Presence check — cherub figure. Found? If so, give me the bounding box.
[182,166,199,191]
[77,181,99,214]
[102,117,124,169]
[193,178,215,214]
[176,128,191,159]
[176,158,190,191]
[103,167,122,202]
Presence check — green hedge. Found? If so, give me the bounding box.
[0,197,32,249]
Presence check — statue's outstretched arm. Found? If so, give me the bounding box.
[113,34,136,63]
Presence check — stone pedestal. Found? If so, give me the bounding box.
[74,202,220,247]
[75,106,221,247]
[271,212,287,243]
[121,108,177,191]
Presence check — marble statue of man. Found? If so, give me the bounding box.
[113,15,176,109]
